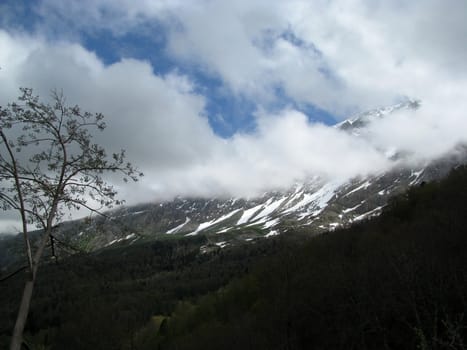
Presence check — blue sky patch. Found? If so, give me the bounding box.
[0,1,340,138]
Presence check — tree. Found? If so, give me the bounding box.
[0,88,143,350]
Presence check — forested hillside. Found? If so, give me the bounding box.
[0,235,289,349]
[2,166,467,349]
[139,165,467,350]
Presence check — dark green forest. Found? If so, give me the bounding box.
[0,233,285,349]
[2,166,467,349]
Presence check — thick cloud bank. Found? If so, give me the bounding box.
[0,29,466,202]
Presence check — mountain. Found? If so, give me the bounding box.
[1,99,466,264]
[50,100,466,251]
[336,99,421,132]
[145,164,467,350]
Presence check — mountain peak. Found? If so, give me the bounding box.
[336,99,421,132]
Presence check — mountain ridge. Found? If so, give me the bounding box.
[1,99,465,265]
[50,100,466,252]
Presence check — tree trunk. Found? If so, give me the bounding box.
[9,231,50,350]
[9,278,34,350]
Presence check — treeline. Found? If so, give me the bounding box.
[138,166,467,350]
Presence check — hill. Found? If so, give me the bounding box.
[2,165,467,349]
[136,165,467,350]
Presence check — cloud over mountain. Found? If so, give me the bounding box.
[1,1,467,233]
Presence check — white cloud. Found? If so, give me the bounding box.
[367,98,467,162]
[0,30,218,170]
[0,30,219,227]
[31,0,467,115]
[0,29,391,203]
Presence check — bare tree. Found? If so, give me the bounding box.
[0,88,143,350]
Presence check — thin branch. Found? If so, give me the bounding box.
[0,191,19,209]
[0,266,29,283]
[64,199,111,219]
[0,129,33,273]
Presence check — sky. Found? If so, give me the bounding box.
[1,0,467,233]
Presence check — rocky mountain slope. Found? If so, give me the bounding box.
[1,99,466,265]
[50,100,467,252]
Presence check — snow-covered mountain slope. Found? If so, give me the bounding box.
[46,99,466,252]
[55,149,463,254]
[335,99,421,132]
[1,100,465,269]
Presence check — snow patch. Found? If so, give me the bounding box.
[166,217,191,234]
[106,233,137,246]
[353,206,384,222]
[237,204,263,225]
[189,208,242,235]
[216,227,231,234]
[342,203,363,214]
[283,181,341,216]
[106,239,118,246]
[209,208,241,226]
[263,218,280,229]
[215,241,228,248]
[410,169,424,186]
[255,197,287,220]
[265,230,280,238]
[345,181,372,197]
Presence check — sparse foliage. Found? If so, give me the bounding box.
[0,88,142,350]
